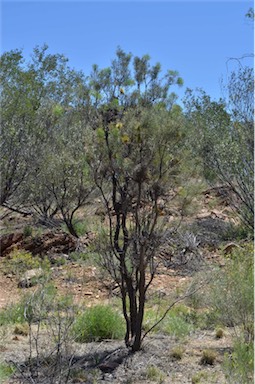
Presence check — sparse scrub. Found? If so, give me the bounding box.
[143,303,195,339]
[210,244,253,333]
[222,222,252,241]
[73,304,125,342]
[0,300,27,325]
[146,365,166,383]
[69,250,100,266]
[191,370,209,383]
[3,249,50,277]
[161,314,194,338]
[18,284,79,383]
[223,337,254,384]
[73,219,88,236]
[187,244,253,334]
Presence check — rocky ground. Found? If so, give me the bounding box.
[0,186,241,383]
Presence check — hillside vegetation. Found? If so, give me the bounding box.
[0,45,253,383]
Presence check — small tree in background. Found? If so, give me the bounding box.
[184,66,254,231]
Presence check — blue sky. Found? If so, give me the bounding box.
[1,1,254,103]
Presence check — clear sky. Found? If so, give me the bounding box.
[1,1,254,104]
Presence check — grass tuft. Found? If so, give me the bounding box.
[73,304,125,342]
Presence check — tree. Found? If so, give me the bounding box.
[87,48,185,351]
[184,66,254,230]
[0,46,93,233]
[90,105,184,351]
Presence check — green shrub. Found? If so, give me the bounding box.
[215,328,224,339]
[4,249,50,276]
[143,304,195,339]
[222,223,252,241]
[69,251,100,266]
[71,220,88,237]
[0,301,27,325]
[187,244,253,333]
[161,314,194,338]
[223,337,254,384]
[200,349,217,365]
[73,305,125,342]
[170,345,185,360]
[23,225,33,237]
[0,363,15,381]
[146,365,166,383]
[0,284,57,326]
[210,244,253,332]
[191,371,209,383]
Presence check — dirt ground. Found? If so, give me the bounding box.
[0,188,239,383]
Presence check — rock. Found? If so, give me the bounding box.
[0,232,24,256]
[0,230,77,257]
[18,268,44,288]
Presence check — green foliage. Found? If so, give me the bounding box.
[0,300,27,325]
[221,222,252,241]
[200,349,217,365]
[215,328,224,339]
[0,285,56,325]
[69,251,100,266]
[191,371,210,384]
[184,67,254,230]
[23,225,33,237]
[72,220,88,237]
[4,249,50,276]
[209,244,253,331]
[170,345,185,360]
[143,304,195,339]
[145,365,166,383]
[73,305,125,342]
[223,337,254,384]
[187,244,253,333]
[0,363,15,382]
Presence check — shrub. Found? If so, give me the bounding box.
[187,244,253,334]
[222,222,252,241]
[215,328,224,339]
[0,284,56,326]
[143,303,196,338]
[191,371,209,384]
[0,363,15,382]
[210,244,253,333]
[146,365,166,383]
[223,337,254,384]
[14,323,29,336]
[73,304,125,342]
[0,301,27,325]
[161,314,194,338]
[68,220,88,237]
[170,345,185,360]
[23,225,33,237]
[4,249,50,276]
[200,349,217,365]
